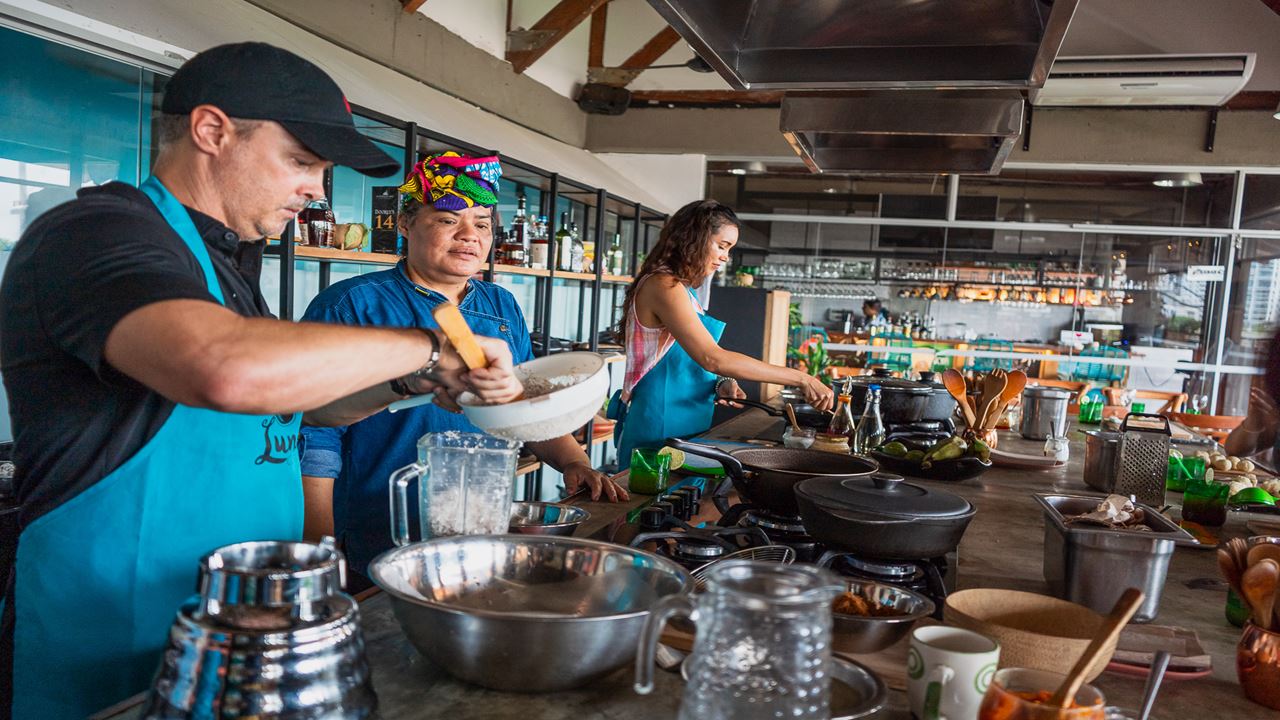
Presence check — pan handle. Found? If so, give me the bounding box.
[664,437,746,480]
[711,477,733,515]
[723,398,784,417]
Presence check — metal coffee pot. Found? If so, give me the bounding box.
[142,538,376,719]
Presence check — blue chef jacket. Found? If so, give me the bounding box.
[300,261,533,578]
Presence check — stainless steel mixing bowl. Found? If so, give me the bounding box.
[368,534,691,692]
[508,501,590,536]
[831,579,935,655]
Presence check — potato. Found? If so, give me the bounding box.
[1236,459,1256,473]
[1195,450,1211,461]
[1212,458,1233,471]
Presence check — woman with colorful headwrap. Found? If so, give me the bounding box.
[300,152,628,587]
[610,200,834,469]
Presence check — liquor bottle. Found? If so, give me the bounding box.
[570,223,586,273]
[529,216,549,269]
[496,226,526,267]
[297,199,335,247]
[555,213,574,272]
[608,233,624,275]
[852,386,886,454]
[510,194,529,264]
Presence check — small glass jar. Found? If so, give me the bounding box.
[782,426,816,449]
[628,448,671,495]
[810,433,851,454]
[1044,435,1069,462]
[1181,478,1230,527]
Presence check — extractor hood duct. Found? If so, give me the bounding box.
[646,0,1080,91]
[780,91,1025,174]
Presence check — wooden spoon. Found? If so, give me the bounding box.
[942,369,977,428]
[1247,542,1280,569]
[784,403,802,433]
[976,372,1008,431]
[992,370,1027,427]
[1228,537,1251,577]
[1219,547,1244,599]
[1241,558,1279,630]
[1049,588,1145,708]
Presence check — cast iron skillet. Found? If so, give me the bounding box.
[665,437,878,517]
[794,473,975,560]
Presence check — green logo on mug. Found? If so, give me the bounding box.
[907,647,924,679]
[975,663,997,694]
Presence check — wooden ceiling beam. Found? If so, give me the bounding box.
[587,26,684,87]
[507,0,609,75]
[401,0,429,13]
[587,4,607,69]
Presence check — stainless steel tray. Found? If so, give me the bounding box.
[1034,493,1197,623]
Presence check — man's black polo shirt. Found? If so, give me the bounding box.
[0,182,274,528]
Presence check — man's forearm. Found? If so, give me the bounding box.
[303,381,403,427]
[527,434,592,473]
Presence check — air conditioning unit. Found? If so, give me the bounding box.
[1031,54,1255,107]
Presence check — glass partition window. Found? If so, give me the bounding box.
[328,115,404,233]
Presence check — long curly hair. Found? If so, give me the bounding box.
[619,199,740,331]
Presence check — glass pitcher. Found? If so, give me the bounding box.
[389,432,520,545]
[635,560,843,719]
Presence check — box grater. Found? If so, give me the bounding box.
[1114,413,1172,507]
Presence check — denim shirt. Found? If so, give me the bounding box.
[300,262,533,576]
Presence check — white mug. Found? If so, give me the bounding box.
[907,626,1001,720]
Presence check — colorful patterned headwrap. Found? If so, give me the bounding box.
[398,151,502,212]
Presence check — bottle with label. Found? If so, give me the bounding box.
[570,223,586,273]
[581,233,595,274]
[496,225,526,266]
[608,233,624,276]
[852,386,886,454]
[556,213,574,272]
[512,194,528,251]
[297,199,335,248]
[529,216,549,269]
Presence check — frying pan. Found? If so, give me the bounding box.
[730,398,830,429]
[665,438,878,517]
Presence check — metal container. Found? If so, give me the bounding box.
[143,539,375,719]
[508,501,590,536]
[1034,494,1198,623]
[1019,385,1071,440]
[368,534,691,692]
[1085,429,1216,495]
[831,579,935,655]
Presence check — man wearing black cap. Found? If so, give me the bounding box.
[0,43,522,718]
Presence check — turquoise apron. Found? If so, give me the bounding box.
[8,176,303,719]
[612,287,725,470]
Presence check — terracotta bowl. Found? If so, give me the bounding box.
[944,588,1117,681]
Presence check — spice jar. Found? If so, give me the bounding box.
[811,433,851,454]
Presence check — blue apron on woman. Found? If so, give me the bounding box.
[7,176,303,719]
[612,287,725,469]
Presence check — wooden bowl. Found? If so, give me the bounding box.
[944,589,1117,682]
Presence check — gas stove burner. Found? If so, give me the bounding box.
[630,525,772,569]
[742,510,807,535]
[837,555,924,583]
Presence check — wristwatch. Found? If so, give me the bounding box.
[390,328,442,397]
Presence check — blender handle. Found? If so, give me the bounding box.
[389,462,426,547]
[634,593,696,695]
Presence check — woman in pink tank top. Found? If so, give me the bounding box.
[610,200,834,468]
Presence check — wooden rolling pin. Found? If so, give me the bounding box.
[431,302,488,369]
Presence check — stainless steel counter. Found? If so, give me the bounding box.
[98,407,1270,719]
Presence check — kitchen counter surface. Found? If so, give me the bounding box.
[99,408,1271,719]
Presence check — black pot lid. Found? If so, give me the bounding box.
[843,376,931,396]
[795,472,973,519]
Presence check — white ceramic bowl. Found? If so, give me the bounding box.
[458,352,609,442]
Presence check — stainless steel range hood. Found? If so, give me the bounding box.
[781,91,1025,174]
[646,0,1079,91]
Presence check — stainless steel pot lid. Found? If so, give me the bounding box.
[795,472,974,520]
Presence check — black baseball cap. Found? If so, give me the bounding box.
[162,42,400,177]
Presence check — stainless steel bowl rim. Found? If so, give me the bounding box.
[509,501,591,529]
[832,579,936,624]
[369,534,693,622]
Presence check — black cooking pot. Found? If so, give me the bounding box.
[665,438,878,517]
[838,376,932,424]
[794,472,975,560]
[916,371,959,423]
[729,398,830,429]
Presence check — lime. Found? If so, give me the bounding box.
[659,446,686,470]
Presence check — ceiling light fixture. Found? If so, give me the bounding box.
[1152,172,1203,188]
